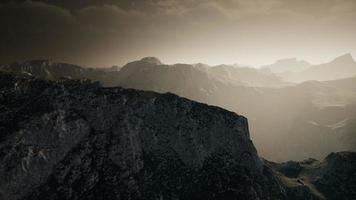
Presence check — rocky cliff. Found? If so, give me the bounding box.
[0,72,286,200]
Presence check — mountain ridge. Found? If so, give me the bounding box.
[262,58,312,73]
[1,57,356,161]
[0,72,285,200]
[0,72,355,199]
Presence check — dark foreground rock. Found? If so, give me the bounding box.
[0,72,286,200]
[0,72,354,200]
[269,152,356,200]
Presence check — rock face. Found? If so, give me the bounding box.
[269,152,356,200]
[312,152,356,200]
[0,72,286,200]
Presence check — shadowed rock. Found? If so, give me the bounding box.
[0,72,285,200]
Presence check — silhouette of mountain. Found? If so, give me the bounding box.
[300,53,356,81]
[117,59,285,88]
[276,54,356,82]
[262,58,311,73]
[206,64,286,86]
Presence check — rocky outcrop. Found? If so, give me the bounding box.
[312,152,356,200]
[0,72,286,200]
[269,152,356,200]
[1,72,354,199]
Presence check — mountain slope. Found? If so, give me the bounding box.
[270,152,356,200]
[323,76,356,91]
[0,72,286,200]
[203,64,285,86]
[0,59,121,84]
[1,72,354,199]
[262,58,311,73]
[276,54,356,82]
[300,53,356,81]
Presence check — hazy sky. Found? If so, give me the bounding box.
[1,0,356,67]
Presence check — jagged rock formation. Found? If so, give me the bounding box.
[269,152,356,200]
[0,72,286,200]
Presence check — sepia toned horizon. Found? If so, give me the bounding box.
[1,0,356,67]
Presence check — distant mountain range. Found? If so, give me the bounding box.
[300,54,356,81]
[1,55,356,161]
[262,58,312,73]
[263,54,356,82]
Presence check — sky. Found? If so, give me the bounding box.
[0,0,356,67]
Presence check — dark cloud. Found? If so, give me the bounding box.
[0,0,355,66]
[0,0,178,13]
[0,1,78,63]
[0,1,76,33]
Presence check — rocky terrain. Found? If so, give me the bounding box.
[0,72,285,200]
[0,72,355,199]
[269,151,356,200]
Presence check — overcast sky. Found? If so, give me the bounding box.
[1,0,355,67]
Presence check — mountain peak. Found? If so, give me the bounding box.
[262,57,311,73]
[332,53,354,63]
[140,57,162,65]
